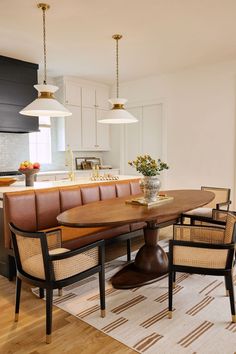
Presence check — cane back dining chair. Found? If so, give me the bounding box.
[168,212,236,322]
[9,223,105,344]
[181,186,231,224]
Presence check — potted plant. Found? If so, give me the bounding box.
[128,154,169,202]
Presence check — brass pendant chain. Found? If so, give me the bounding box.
[116,37,119,98]
[112,34,122,99]
[38,3,50,84]
[42,6,47,84]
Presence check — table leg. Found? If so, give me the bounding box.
[111,221,169,289]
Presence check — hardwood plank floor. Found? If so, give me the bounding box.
[0,228,172,353]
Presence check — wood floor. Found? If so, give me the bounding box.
[0,228,172,354]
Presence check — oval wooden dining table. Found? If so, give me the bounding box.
[57,189,214,289]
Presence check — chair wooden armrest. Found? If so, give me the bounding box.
[216,200,232,209]
[173,224,225,243]
[181,212,226,226]
[48,239,105,282]
[170,239,235,249]
[49,239,104,261]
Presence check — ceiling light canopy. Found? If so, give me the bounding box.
[98,34,138,124]
[20,3,71,118]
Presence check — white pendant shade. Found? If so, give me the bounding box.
[98,98,138,124]
[20,84,72,117]
[98,34,138,124]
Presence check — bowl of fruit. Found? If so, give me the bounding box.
[18,161,40,186]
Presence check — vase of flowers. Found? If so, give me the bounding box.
[128,154,169,203]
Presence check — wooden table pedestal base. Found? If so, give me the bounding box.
[111,222,169,289]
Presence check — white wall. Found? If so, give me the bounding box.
[106,61,236,205]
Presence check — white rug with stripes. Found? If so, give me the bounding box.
[35,242,236,354]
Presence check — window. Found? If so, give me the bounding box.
[29,125,52,164]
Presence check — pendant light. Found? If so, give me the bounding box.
[20,3,71,118]
[98,34,138,124]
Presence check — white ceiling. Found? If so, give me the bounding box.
[1,0,236,84]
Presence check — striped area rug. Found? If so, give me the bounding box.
[34,242,236,354]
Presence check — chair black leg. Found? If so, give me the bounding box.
[99,269,106,318]
[8,255,16,281]
[226,273,236,322]
[46,289,53,344]
[126,239,131,262]
[173,271,176,288]
[168,271,173,319]
[224,276,229,296]
[39,288,44,299]
[15,276,21,322]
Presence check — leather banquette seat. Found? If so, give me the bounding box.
[3,179,145,252]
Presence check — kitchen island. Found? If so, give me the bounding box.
[0,175,138,200]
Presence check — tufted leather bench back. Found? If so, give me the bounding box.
[60,187,82,212]
[4,179,141,249]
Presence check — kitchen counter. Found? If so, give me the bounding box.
[0,175,139,200]
[37,169,118,175]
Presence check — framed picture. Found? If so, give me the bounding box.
[75,157,101,170]
[75,158,85,170]
[81,161,93,170]
[85,157,101,168]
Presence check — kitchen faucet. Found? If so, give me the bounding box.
[65,146,75,181]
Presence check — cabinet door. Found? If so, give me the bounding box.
[124,107,142,175]
[96,87,109,109]
[55,173,70,181]
[65,80,81,106]
[64,105,82,150]
[96,109,110,150]
[81,87,96,108]
[81,107,96,150]
[36,174,56,182]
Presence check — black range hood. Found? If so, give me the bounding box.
[0,56,39,133]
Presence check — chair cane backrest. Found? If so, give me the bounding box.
[224,213,236,244]
[9,223,49,279]
[201,186,230,209]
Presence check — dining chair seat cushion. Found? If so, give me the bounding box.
[22,247,99,281]
[173,246,228,269]
[184,207,212,218]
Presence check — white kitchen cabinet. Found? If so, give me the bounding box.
[36,174,56,182]
[56,77,110,151]
[57,105,82,151]
[81,86,96,107]
[96,87,109,109]
[55,173,70,181]
[96,109,110,150]
[65,80,81,106]
[65,105,82,151]
[81,108,110,151]
[81,107,96,149]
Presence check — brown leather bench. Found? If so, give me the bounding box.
[3,179,145,279]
